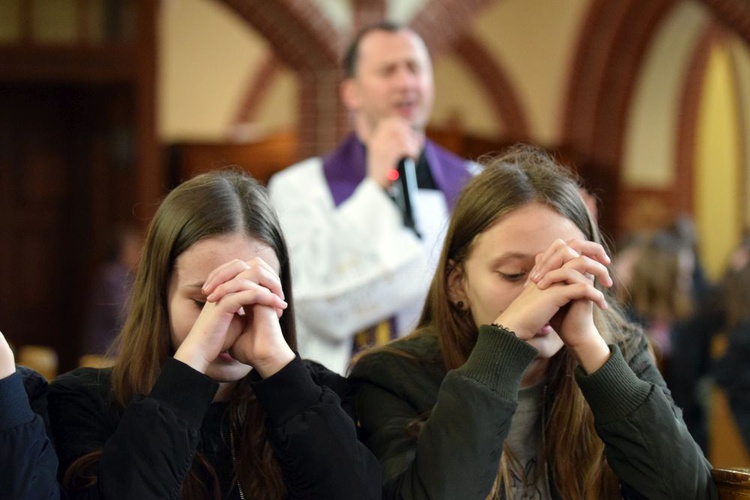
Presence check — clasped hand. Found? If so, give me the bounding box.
[495,238,613,371]
[175,258,294,379]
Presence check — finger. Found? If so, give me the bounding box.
[202,259,251,295]
[247,257,285,300]
[204,256,285,302]
[536,255,613,289]
[531,239,611,282]
[530,239,579,282]
[566,239,611,266]
[249,257,286,299]
[551,281,609,310]
[215,286,288,313]
[206,264,285,304]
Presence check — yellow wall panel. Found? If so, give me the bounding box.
[696,41,742,280]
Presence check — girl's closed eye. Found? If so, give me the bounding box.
[498,270,527,282]
[192,298,206,310]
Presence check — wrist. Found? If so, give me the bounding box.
[490,323,517,338]
[253,346,295,379]
[568,335,610,374]
[0,363,14,379]
[173,343,210,374]
[492,315,533,340]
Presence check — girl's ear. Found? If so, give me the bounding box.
[446,259,468,307]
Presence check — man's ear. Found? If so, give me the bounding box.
[340,79,360,111]
[446,259,467,306]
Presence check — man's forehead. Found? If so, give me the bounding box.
[358,29,428,65]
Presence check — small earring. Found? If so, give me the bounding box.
[456,301,465,310]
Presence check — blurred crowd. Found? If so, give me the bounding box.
[612,215,750,454]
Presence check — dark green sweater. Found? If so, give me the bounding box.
[350,325,717,499]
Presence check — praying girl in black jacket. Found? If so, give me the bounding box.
[48,170,381,499]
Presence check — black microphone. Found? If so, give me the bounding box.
[388,157,420,237]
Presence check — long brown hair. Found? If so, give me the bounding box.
[417,145,632,498]
[65,169,295,498]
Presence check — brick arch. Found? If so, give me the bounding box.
[700,0,750,44]
[563,0,750,237]
[218,0,344,156]
[223,0,519,153]
[411,0,530,136]
[232,54,281,128]
[234,46,527,147]
[562,0,750,174]
[561,0,678,170]
[452,33,529,139]
[411,0,492,56]
[675,22,725,216]
[218,0,339,69]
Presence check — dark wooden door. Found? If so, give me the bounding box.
[0,83,137,373]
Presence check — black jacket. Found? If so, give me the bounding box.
[48,356,380,499]
[0,366,61,500]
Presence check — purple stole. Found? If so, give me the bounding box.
[321,133,472,352]
[322,133,471,210]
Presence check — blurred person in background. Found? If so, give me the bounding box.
[623,229,696,375]
[712,236,750,450]
[82,225,143,357]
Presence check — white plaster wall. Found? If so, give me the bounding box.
[470,0,590,144]
[431,54,501,137]
[252,69,297,137]
[159,0,295,141]
[622,0,709,188]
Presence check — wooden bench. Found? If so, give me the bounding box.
[713,468,750,498]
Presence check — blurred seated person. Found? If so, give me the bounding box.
[622,229,695,374]
[615,221,720,452]
[713,236,750,450]
[666,214,714,304]
[82,225,143,356]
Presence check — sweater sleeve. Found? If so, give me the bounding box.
[351,326,538,500]
[0,368,60,500]
[577,341,717,500]
[249,356,382,500]
[48,358,218,500]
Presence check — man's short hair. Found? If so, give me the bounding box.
[342,20,409,79]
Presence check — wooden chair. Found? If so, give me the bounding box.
[16,345,58,381]
[713,468,750,498]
